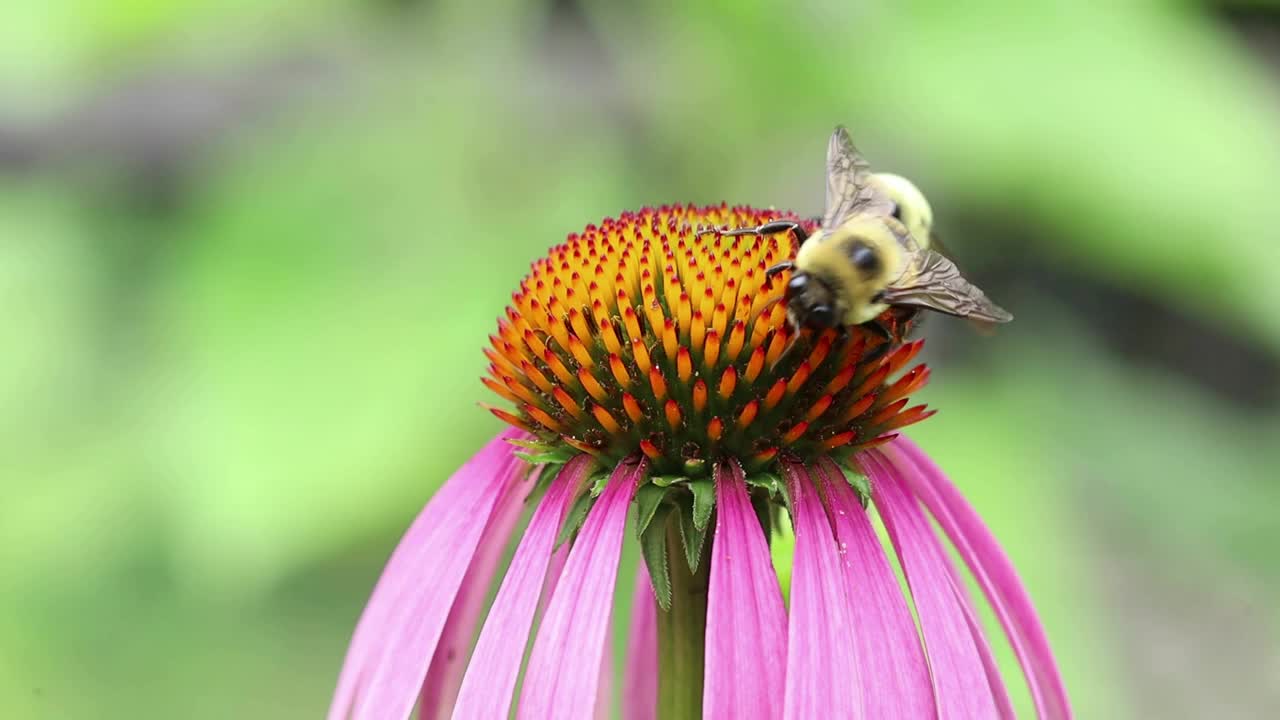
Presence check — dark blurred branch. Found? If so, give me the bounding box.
[0,49,346,209]
[1221,4,1280,76]
[964,224,1280,412]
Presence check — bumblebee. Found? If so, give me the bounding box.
[711,127,1011,337]
[869,172,933,251]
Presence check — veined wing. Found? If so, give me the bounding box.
[821,126,894,229]
[881,249,1013,323]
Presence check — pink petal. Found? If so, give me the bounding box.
[419,463,540,719]
[705,460,788,720]
[781,462,864,720]
[596,620,615,720]
[329,429,527,720]
[886,438,1073,719]
[816,458,934,719]
[540,542,571,616]
[947,568,1016,720]
[450,455,597,720]
[622,570,657,720]
[865,451,997,719]
[517,460,645,719]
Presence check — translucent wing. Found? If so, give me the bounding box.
[822,126,894,229]
[881,250,1013,323]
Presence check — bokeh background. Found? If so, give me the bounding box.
[4,1,1280,718]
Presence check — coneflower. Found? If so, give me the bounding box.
[328,204,1071,719]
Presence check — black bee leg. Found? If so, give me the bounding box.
[725,220,809,243]
[833,324,851,352]
[699,220,810,245]
[865,319,894,343]
[765,260,795,279]
[762,260,796,291]
[859,321,896,364]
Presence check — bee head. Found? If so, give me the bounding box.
[785,271,838,329]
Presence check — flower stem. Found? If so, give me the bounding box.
[656,517,710,720]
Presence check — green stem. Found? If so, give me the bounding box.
[655,517,710,720]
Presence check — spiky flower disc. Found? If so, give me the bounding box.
[483,204,934,476]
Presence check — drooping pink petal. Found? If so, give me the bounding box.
[419,464,541,720]
[782,461,863,720]
[622,571,657,720]
[705,460,788,720]
[517,459,646,719]
[540,542,571,615]
[886,438,1073,719]
[596,620,614,720]
[865,451,997,719]
[945,565,1016,720]
[816,458,934,719]
[329,429,527,720]
[450,455,596,720]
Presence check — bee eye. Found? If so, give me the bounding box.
[851,242,879,272]
[809,305,836,328]
[890,203,902,221]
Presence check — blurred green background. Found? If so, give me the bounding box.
[4,1,1280,717]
